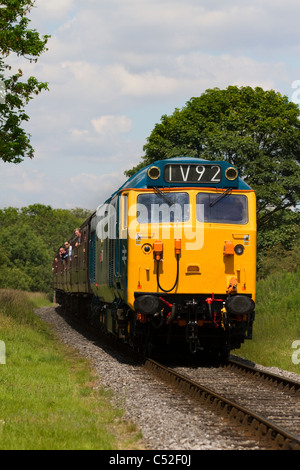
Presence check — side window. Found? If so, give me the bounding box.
[196,193,248,224]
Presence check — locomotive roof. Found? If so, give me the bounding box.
[117,157,251,194]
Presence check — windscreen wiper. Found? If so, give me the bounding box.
[153,186,173,205]
[209,187,232,207]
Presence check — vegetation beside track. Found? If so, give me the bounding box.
[233,269,300,374]
[0,265,299,449]
[0,289,143,450]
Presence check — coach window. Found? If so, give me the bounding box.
[137,192,189,223]
[196,193,248,224]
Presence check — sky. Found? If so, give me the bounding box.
[1,0,300,210]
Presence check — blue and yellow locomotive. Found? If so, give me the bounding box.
[53,157,256,360]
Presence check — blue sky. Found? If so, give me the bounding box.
[1,0,300,210]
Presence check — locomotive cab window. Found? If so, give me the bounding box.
[137,192,189,223]
[196,193,248,224]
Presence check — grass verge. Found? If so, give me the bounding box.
[233,270,300,374]
[0,289,143,450]
[1,269,299,449]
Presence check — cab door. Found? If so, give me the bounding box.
[115,193,128,296]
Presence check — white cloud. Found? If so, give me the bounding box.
[0,161,128,210]
[42,0,300,60]
[69,171,127,208]
[0,167,45,194]
[31,0,75,22]
[2,0,300,210]
[42,0,75,18]
[172,53,289,92]
[107,65,179,97]
[70,129,89,138]
[0,163,51,207]
[91,115,132,135]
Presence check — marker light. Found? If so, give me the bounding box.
[148,166,160,180]
[234,244,244,255]
[225,167,238,181]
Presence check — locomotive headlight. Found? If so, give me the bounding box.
[234,244,244,255]
[225,167,238,181]
[148,166,160,180]
[142,243,152,254]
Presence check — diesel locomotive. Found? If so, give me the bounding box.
[53,157,256,360]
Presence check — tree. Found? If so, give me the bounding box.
[0,204,91,292]
[0,0,50,163]
[126,86,300,235]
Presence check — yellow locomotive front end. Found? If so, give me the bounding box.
[127,188,256,300]
[123,160,256,357]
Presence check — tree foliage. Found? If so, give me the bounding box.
[0,204,92,293]
[126,86,300,241]
[0,0,50,163]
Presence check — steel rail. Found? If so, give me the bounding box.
[144,358,300,450]
[227,359,300,393]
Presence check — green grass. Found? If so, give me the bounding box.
[26,291,54,308]
[0,289,143,450]
[233,270,300,374]
[1,269,299,449]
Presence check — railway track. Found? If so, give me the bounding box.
[226,357,300,394]
[144,357,300,450]
[43,306,300,450]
